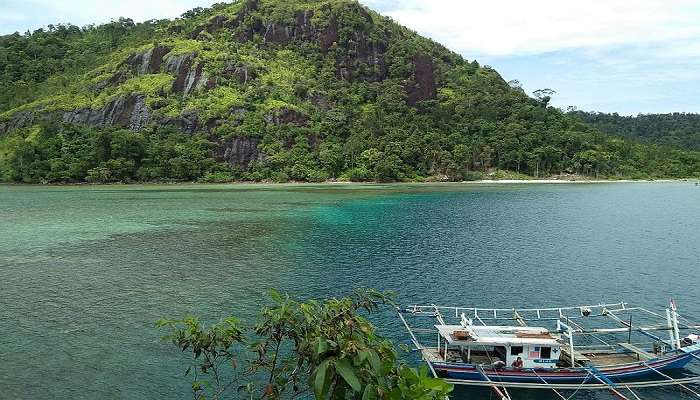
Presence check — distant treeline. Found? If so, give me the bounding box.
[571,111,700,151]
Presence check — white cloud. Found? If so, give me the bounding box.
[364,0,700,57]
[0,10,26,23]
[70,0,210,22]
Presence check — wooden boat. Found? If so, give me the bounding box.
[397,300,700,397]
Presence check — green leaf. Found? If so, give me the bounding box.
[367,350,382,373]
[362,384,377,400]
[357,349,369,363]
[315,338,328,357]
[269,288,283,303]
[335,358,362,392]
[313,359,330,399]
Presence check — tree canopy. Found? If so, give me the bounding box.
[570,111,700,151]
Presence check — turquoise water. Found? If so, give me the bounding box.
[1,182,699,399]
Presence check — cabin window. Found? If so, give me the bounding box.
[494,346,507,362]
[540,346,552,359]
[510,346,523,356]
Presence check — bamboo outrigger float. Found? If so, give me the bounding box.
[397,300,700,399]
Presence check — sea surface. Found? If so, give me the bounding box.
[1,182,699,400]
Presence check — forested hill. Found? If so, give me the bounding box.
[570,111,700,151]
[1,0,699,183]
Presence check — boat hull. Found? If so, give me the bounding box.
[432,349,700,384]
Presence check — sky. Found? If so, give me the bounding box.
[1,0,699,115]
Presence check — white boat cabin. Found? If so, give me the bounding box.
[435,322,562,369]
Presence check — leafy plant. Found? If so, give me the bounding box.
[157,289,453,400]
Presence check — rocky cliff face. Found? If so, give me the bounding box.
[215,136,264,167]
[406,54,437,105]
[1,95,152,136]
[126,45,172,75]
[57,47,215,135]
[165,52,214,96]
[190,0,390,82]
[62,94,151,131]
[0,111,39,137]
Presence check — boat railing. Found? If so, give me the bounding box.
[406,302,628,321]
[405,303,700,332]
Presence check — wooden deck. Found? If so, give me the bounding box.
[560,347,591,366]
[576,352,641,367]
[617,343,656,361]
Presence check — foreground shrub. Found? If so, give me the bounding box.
[157,289,453,400]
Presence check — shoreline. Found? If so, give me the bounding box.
[1,178,696,187]
[460,178,680,184]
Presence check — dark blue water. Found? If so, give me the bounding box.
[1,182,698,399]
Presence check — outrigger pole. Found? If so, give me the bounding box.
[530,369,568,400]
[588,365,631,400]
[640,361,700,399]
[395,307,436,374]
[476,365,512,400]
[395,308,455,400]
[439,376,700,390]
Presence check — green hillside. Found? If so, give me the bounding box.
[570,111,700,151]
[1,0,699,183]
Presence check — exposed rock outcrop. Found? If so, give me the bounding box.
[0,111,37,137]
[62,93,151,131]
[126,45,172,75]
[222,62,256,84]
[319,17,339,52]
[161,107,248,136]
[94,45,173,90]
[215,136,264,168]
[405,54,437,106]
[335,34,387,82]
[258,10,316,44]
[93,70,128,91]
[165,53,210,96]
[265,108,309,126]
[322,6,387,82]
[206,15,229,34]
[195,0,387,82]
[161,109,200,134]
[293,10,317,40]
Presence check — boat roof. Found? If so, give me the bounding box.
[436,324,561,347]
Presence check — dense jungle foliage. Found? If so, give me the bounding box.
[570,111,700,151]
[158,289,453,400]
[1,0,699,183]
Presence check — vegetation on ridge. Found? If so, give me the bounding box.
[570,111,700,151]
[1,0,699,184]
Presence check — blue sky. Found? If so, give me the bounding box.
[2,0,699,115]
